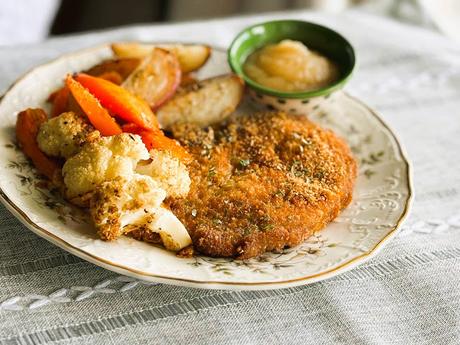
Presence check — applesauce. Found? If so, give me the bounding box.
[243,40,339,92]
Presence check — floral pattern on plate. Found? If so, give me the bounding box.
[0,46,412,290]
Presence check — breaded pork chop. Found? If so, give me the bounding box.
[167,112,357,259]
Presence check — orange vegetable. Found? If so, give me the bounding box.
[66,93,85,118]
[74,73,159,131]
[122,124,191,163]
[65,75,122,136]
[48,71,123,118]
[50,86,70,117]
[47,89,59,103]
[16,108,61,181]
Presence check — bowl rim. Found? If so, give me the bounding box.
[227,19,356,99]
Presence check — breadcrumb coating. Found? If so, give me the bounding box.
[168,112,357,259]
[90,175,191,250]
[90,175,166,241]
[37,111,98,159]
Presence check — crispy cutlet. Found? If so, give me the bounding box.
[167,112,357,259]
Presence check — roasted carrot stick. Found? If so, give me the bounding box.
[47,89,59,103]
[122,123,191,163]
[65,75,122,136]
[48,71,124,118]
[74,73,159,131]
[50,86,70,117]
[16,108,61,181]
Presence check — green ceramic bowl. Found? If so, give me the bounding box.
[228,20,355,112]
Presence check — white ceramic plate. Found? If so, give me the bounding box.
[0,44,412,290]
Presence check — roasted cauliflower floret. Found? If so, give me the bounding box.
[90,175,166,240]
[62,133,149,198]
[37,111,98,158]
[90,175,191,251]
[134,207,192,251]
[136,149,191,197]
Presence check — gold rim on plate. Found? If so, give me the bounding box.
[0,44,413,289]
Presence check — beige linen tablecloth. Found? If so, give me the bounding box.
[1,10,460,345]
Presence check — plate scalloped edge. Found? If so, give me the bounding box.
[0,44,413,290]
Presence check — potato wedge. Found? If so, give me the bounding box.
[166,44,211,74]
[111,42,211,73]
[122,48,181,109]
[111,42,155,59]
[157,74,244,129]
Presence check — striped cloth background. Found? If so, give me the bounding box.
[1,10,460,345]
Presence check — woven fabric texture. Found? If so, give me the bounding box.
[1,10,460,345]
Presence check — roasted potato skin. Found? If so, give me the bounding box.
[122,48,181,110]
[111,43,211,73]
[157,74,245,129]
